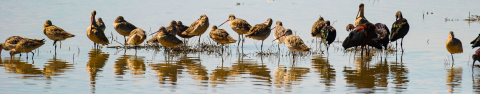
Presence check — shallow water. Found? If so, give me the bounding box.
[1,0,480,93]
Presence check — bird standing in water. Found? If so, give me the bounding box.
[311,16,326,49]
[43,20,75,51]
[125,28,147,52]
[176,21,194,44]
[9,38,45,59]
[445,31,463,62]
[374,23,390,50]
[275,29,310,58]
[320,20,337,52]
[245,18,273,53]
[209,25,236,54]
[390,11,410,52]
[220,14,252,47]
[273,21,288,51]
[1,36,26,51]
[114,16,138,44]
[148,26,183,48]
[87,10,109,48]
[182,14,210,45]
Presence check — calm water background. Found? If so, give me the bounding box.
[1,0,480,93]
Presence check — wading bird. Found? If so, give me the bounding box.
[320,20,337,52]
[176,21,194,44]
[87,10,109,48]
[148,26,183,48]
[245,18,273,53]
[43,20,75,51]
[181,14,210,44]
[390,11,410,52]
[275,29,310,58]
[273,21,288,51]
[220,14,252,47]
[125,28,146,52]
[445,31,463,62]
[114,16,138,44]
[209,25,236,54]
[9,38,45,59]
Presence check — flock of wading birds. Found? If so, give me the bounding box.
[0,3,479,64]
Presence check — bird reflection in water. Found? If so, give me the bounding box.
[446,67,462,93]
[311,55,336,91]
[127,56,146,75]
[1,57,42,75]
[209,57,230,85]
[231,56,271,86]
[43,55,73,76]
[86,49,109,93]
[389,55,409,92]
[273,66,309,92]
[472,67,480,93]
[150,58,183,85]
[176,55,208,81]
[343,54,391,93]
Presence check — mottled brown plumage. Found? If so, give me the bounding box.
[182,14,209,44]
[222,14,252,46]
[246,18,273,41]
[86,10,109,46]
[228,14,252,35]
[355,3,369,26]
[114,16,137,36]
[125,28,147,46]
[209,25,236,45]
[97,18,106,32]
[9,38,45,57]
[2,36,26,51]
[148,26,183,48]
[114,16,137,44]
[176,21,194,39]
[165,20,178,35]
[311,16,326,37]
[43,20,75,49]
[278,29,310,52]
[273,21,289,44]
[182,14,210,36]
[245,18,273,52]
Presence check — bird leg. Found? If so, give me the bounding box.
[31,51,34,59]
[198,35,202,45]
[242,35,244,48]
[54,40,57,51]
[124,36,127,44]
[473,60,476,68]
[396,41,398,52]
[401,38,404,52]
[261,40,264,53]
[238,35,241,46]
[278,43,280,52]
[451,54,454,63]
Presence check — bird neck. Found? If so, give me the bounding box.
[358,7,365,18]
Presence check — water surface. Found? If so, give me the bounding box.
[1,0,480,93]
